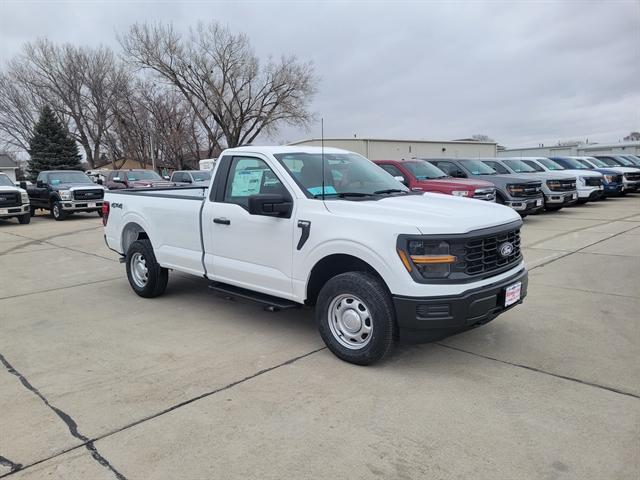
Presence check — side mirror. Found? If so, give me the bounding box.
[393,175,407,186]
[36,180,44,188]
[96,178,103,185]
[19,181,27,189]
[453,170,466,178]
[248,194,292,218]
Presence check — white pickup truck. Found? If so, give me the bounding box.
[103,146,528,365]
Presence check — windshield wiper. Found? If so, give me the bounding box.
[313,192,376,199]
[373,189,408,195]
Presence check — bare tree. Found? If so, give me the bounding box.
[471,134,495,142]
[0,71,44,151]
[8,39,129,168]
[119,22,317,148]
[623,131,640,142]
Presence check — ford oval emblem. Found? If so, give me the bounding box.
[499,242,514,257]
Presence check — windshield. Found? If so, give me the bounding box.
[275,152,409,198]
[460,160,497,175]
[586,157,607,168]
[191,171,211,182]
[538,158,565,170]
[625,156,640,166]
[0,174,14,187]
[48,171,92,184]
[404,161,447,179]
[614,157,635,167]
[523,160,545,172]
[125,171,162,181]
[557,158,588,169]
[597,157,622,167]
[504,160,537,173]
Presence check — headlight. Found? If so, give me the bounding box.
[59,190,72,200]
[451,190,469,197]
[546,180,561,190]
[399,240,456,278]
[603,175,614,183]
[578,176,585,185]
[21,192,29,204]
[507,184,524,195]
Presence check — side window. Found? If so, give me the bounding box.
[434,161,456,176]
[37,172,46,183]
[223,156,288,209]
[379,164,406,180]
[483,161,510,175]
[173,172,186,182]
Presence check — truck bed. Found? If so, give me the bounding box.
[104,186,209,276]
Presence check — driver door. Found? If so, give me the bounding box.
[202,155,296,299]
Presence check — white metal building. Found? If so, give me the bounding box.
[498,142,640,158]
[0,154,18,182]
[288,138,497,160]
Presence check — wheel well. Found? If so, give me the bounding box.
[306,254,385,306]
[122,222,149,253]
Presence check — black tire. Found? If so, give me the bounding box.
[545,206,562,212]
[316,271,395,365]
[30,206,36,216]
[18,213,30,224]
[97,208,103,217]
[51,201,66,221]
[125,239,168,298]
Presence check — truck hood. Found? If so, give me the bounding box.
[0,185,25,194]
[508,171,576,181]
[324,193,521,235]
[419,177,494,190]
[51,183,104,191]
[474,174,541,184]
[130,180,174,188]
[559,169,602,178]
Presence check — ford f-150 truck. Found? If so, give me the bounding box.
[103,146,528,365]
[27,170,105,220]
[0,173,30,224]
[373,159,496,200]
[426,158,544,216]
[552,157,624,197]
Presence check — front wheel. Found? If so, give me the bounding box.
[316,272,396,365]
[18,213,31,224]
[51,202,66,221]
[125,239,168,298]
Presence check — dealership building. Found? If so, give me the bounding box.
[288,138,497,160]
[498,141,640,158]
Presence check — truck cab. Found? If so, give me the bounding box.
[0,172,30,224]
[27,170,105,221]
[374,159,496,201]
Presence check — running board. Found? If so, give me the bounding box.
[208,282,300,311]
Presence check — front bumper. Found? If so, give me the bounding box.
[544,191,578,206]
[622,180,640,192]
[505,196,544,213]
[577,185,604,199]
[60,200,103,211]
[393,268,528,343]
[0,203,29,218]
[603,183,623,196]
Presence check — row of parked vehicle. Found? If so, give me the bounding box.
[1,153,639,225]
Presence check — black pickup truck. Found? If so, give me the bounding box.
[27,170,105,220]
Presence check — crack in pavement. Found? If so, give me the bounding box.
[436,344,640,400]
[0,276,123,301]
[0,457,22,474]
[0,353,127,480]
[0,346,326,478]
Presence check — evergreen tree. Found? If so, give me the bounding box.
[27,106,82,181]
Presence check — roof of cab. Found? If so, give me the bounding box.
[222,145,351,156]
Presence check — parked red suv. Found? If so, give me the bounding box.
[104,169,174,190]
[374,159,496,200]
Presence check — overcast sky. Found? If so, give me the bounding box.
[1,0,638,148]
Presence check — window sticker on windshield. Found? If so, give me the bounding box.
[50,179,61,185]
[232,169,264,196]
[307,186,337,196]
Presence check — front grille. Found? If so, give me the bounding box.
[585,177,602,187]
[0,192,20,207]
[624,172,640,181]
[73,189,104,201]
[547,179,576,192]
[510,183,542,197]
[460,228,522,277]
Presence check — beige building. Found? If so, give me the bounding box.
[498,141,640,158]
[288,138,497,160]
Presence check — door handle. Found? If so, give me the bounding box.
[213,217,231,225]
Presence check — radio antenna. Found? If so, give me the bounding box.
[321,117,325,201]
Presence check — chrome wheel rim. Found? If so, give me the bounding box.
[130,252,149,288]
[327,294,372,349]
[53,204,59,218]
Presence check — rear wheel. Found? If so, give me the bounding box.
[30,206,36,216]
[126,239,168,298]
[316,271,395,365]
[97,208,103,217]
[18,213,30,224]
[51,202,66,221]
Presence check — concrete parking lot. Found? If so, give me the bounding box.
[1,198,639,480]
